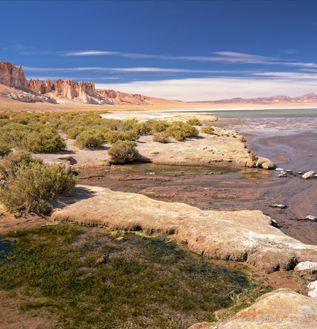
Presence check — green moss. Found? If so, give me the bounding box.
[0,224,271,329]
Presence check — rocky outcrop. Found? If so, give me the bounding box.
[28,78,52,94]
[28,78,96,99]
[51,185,317,273]
[96,89,145,101]
[189,289,317,329]
[0,61,28,88]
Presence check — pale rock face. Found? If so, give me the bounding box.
[308,281,317,298]
[2,91,56,103]
[0,61,28,88]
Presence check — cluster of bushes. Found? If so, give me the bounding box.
[0,112,206,152]
[0,151,76,214]
[146,120,199,142]
[0,123,65,154]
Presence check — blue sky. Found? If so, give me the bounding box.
[2,1,317,101]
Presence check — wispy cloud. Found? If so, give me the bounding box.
[63,50,317,70]
[23,66,242,74]
[253,71,317,79]
[64,50,277,64]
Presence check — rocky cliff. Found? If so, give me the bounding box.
[28,78,95,99]
[0,61,28,88]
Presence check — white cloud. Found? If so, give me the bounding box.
[63,50,277,64]
[96,77,317,102]
[253,71,317,79]
[64,50,317,69]
[23,66,242,74]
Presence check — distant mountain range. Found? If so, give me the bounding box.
[189,93,317,104]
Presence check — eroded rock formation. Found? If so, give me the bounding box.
[0,61,28,88]
[28,78,96,99]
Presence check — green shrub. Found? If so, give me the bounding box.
[132,122,151,135]
[153,132,170,143]
[0,162,76,214]
[108,141,140,164]
[0,151,43,180]
[74,130,105,149]
[0,143,11,157]
[105,130,139,144]
[0,151,76,214]
[121,119,139,131]
[11,116,29,125]
[26,126,66,152]
[145,119,171,133]
[165,122,199,141]
[66,126,85,139]
[102,118,122,131]
[187,118,202,126]
[0,119,10,128]
[0,124,65,153]
[0,113,9,120]
[165,127,186,141]
[201,126,215,134]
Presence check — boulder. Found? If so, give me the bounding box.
[295,261,317,280]
[295,261,317,272]
[302,171,315,179]
[256,157,276,169]
[190,289,317,329]
[52,185,317,273]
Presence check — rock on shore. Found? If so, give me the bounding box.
[189,288,317,329]
[52,185,317,273]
